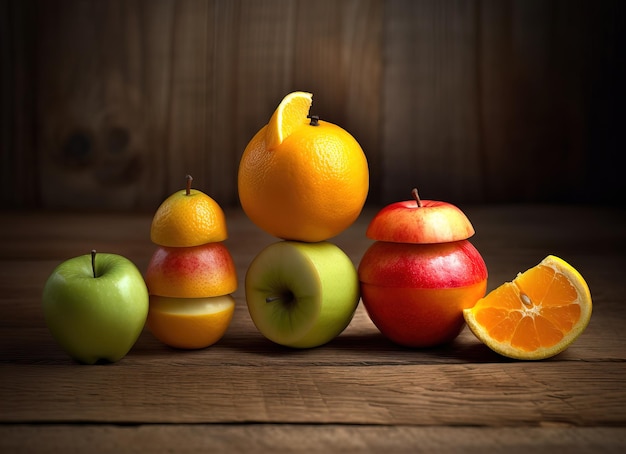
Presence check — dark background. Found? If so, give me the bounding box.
[2,0,624,211]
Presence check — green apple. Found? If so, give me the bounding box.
[245,241,360,348]
[42,250,149,364]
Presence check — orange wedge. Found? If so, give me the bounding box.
[147,295,235,349]
[463,255,592,360]
[264,91,312,150]
[151,175,227,247]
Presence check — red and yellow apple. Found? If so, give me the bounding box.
[365,196,475,243]
[145,242,237,299]
[358,189,488,347]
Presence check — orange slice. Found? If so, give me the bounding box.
[463,255,592,360]
[147,295,235,349]
[265,91,312,150]
[151,175,227,247]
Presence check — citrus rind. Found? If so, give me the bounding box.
[150,189,228,247]
[463,255,592,360]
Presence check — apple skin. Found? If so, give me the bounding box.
[245,241,360,348]
[366,199,475,244]
[359,240,487,288]
[145,242,237,298]
[358,240,487,347]
[42,253,149,364]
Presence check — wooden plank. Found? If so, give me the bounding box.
[0,0,38,208]
[2,425,625,454]
[477,0,589,203]
[382,0,484,204]
[4,1,625,210]
[1,361,625,425]
[28,0,383,210]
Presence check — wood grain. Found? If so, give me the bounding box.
[21,0,383,210]
[383,0,484,203]
[2,425,625,454]
[3,0,624,209]
[1,361,625,425]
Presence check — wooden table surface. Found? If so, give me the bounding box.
[1,205,625,453]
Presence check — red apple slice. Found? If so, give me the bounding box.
[366,189,475,243]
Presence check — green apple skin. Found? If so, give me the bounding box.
[245,241,360,348]
[42,253,149,364]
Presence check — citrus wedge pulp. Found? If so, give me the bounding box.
[463,255,592,360]
[264,91,312,150]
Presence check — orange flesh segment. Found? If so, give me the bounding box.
[473,265,581,352]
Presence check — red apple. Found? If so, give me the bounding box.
[145,243,237,298]
[358,189,488,347]
[359,240,487,347]
[366,189,475,244]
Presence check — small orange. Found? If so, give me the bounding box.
[463,255,592,360]
[147,295,235,349]
[238,91,369,242]
[151,175,227,247]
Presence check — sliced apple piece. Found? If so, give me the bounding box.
[245,241,359,348]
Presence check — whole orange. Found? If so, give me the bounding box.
[238,92,369,242]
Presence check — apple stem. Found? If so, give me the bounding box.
[265,291,295,305]
[91,249,97,278]
[265,296,282,303]
[412,188,422,208]
[185,174,193,195]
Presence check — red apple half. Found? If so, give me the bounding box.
[366,197,475,244]
[358,240,487,347]
[145,243,237,298]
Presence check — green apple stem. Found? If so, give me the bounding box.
[412,188,422,208]
[185,174,193,195]
[91,249,97,278]
[266,291,295,305]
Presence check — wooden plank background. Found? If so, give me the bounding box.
[1,0,624,210]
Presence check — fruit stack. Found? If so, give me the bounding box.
[238,92,369,348]
[358,188,488,348]
[144,175,237,349]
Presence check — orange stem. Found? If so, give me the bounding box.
[186,175,193,195]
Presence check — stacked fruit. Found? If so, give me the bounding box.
[238,92,369,348]
[144,175,237,349]
[358,188,488,347]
